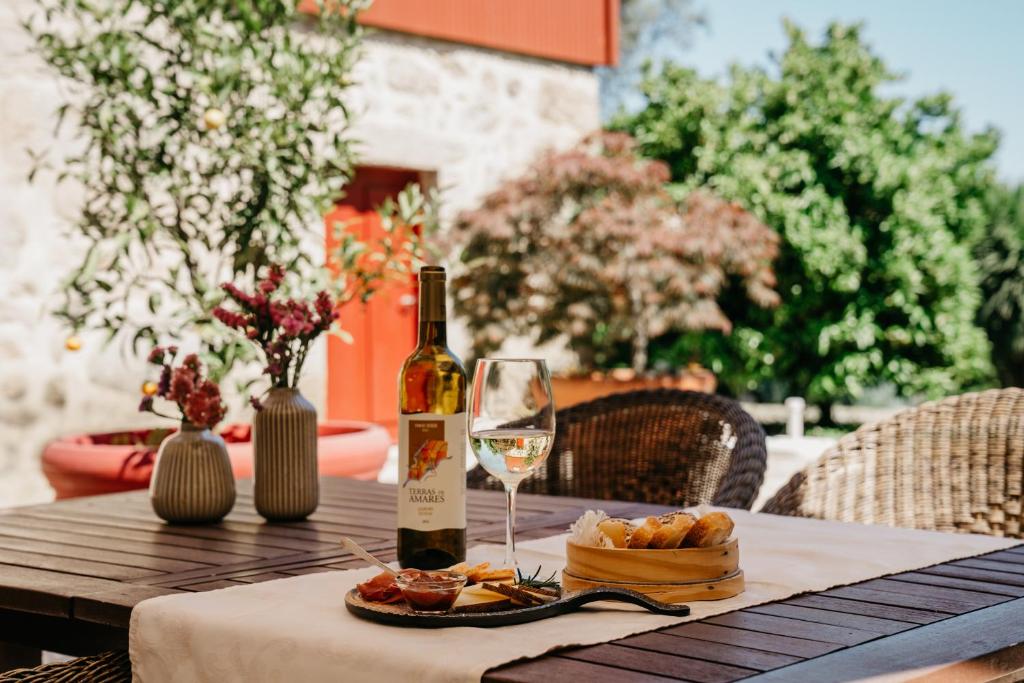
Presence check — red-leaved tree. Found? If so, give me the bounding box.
[451,132,781,372]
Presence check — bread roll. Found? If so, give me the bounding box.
[597,518,633,549]
[627,516,661,549]
[682,511,735,548]
[650,512,697,549]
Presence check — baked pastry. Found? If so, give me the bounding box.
[682,511,735,548]
[627,516,661,549]
[650,512,697,549]
[597,518,633,548]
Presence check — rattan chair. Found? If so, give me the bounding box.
[467,389,767,509]
[0,650,130,682]
[762,388,1024,538]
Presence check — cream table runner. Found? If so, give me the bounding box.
[130,510,1018,683]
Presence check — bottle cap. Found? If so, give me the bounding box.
[419,266,446,281]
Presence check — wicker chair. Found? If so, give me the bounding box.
[467,389,767,509]
[0,651,130,682]
[763,388,1024,538]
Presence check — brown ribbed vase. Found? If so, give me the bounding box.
[150,423,236,524]
[253,388,319,521]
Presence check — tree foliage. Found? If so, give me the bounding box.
[23,0,383,377]
[622,21,997,402]
[976,184,1024,387]
[451,132,779,372]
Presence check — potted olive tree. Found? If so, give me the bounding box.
[25,0,435,497]
[451,132,781,406]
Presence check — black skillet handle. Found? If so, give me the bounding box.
[558,587,691,616]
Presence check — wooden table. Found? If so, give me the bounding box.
[1,478,1022,681]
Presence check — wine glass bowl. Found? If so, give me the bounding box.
[468,359,555,569]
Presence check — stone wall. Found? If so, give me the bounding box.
[0,9,599,507]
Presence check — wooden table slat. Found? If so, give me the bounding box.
[853,577,1009,608]
[953,557,1024,576]
[743,603,915,636]
[781,594,946,625]
[0,533,212,574]
[662,622,843,659]
[982,550,1024,565]
[701,611,884,646]
[487,655,684,683]
[0,520,264,565]
[0,548,158,582]
[919,562,1024,588]
[15,509,340,553]
[820,584,993,614]
[887,570,1024,597]
[615,632,802,672]
[560,643,755,683]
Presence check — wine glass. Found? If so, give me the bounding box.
[468,359,555,570]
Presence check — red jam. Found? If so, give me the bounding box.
[396,569,465,612]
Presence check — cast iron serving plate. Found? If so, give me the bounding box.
[344,586,691,628]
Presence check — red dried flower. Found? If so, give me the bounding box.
[215,263,339,388]
[167,367,195,404]
[213,306,248,329]
[139,355,225,429]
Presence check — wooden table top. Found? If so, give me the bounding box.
[1,478,1022,681]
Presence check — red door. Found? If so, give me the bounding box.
[325,167,422,437]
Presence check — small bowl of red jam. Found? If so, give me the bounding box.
[395,569,467,613]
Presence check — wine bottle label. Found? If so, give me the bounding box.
[397,413,467,531]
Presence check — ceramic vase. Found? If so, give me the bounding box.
[253,387,319,521]
[150,423,236,523]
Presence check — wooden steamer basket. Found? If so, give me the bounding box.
[563,539,744,603]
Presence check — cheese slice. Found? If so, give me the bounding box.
[453,583,514,613]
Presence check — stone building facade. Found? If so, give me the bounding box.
[0,2,604,506]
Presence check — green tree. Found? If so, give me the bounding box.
[23,0,390,378]
[621,21,997,405]
[976,184,1024,386]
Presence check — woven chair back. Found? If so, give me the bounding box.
[469,389,767,509]
[763,388,1024,538]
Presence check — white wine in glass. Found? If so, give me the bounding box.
[468,359,555,569]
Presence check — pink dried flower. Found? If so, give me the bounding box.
[215,264,340,388]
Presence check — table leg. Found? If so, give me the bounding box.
[0,641,40,672]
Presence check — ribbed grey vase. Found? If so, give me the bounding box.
[150,424,236,524]
[254,387,319,521]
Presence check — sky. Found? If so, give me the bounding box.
[675,0,1024,183]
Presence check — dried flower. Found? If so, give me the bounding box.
[139,355,226,430]
[214,263,339,388]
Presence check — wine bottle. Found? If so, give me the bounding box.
[397,266,467,569]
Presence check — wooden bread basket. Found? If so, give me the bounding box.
[562,538,744,603]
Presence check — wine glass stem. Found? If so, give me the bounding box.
[504,482,519,569]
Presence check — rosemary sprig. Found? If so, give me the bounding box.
[516,566,561,590]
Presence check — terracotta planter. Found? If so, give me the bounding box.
[253,388,319,521]
[551,366,717,409]
[149,424,236,524]
[41,420,390,500]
